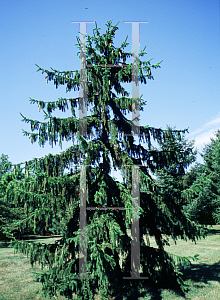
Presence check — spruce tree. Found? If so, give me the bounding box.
[6,20,207,299]
[0,154,30,240]
[183,130,220,225]
[155,126,197,208]
[0,154,13,177]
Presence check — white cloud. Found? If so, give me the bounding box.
[188,116,220,138]
[205,117,220,127]
[189,116,220,152]
[193,129,216,150]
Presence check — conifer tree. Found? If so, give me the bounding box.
[155,126,197,207]
[0,154,13,177]
[183,130,220,225]
[6,20,207,299]
[0,154,30,240]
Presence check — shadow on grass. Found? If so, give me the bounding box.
[0,241,12,248]
[205,224,220,235]
[182,260,220,285]
[207,228,220,235]
[0,235,62,247]
[110,260,220,300]
[111,279,185,300]
[117,286,163,300]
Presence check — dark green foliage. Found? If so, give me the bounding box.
[155,126,197,208]
[183,131,220,225]
[0,158,28,240]
[6,20,208,299]
[0,154,13,177]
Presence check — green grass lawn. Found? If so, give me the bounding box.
[0,226,220,299]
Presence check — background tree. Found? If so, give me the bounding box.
[6,20,207,299]
[0,154,29,240]
[0,154,50,240]
[155,126,197,209]
[183,130,220,225]
[0,154,12,177]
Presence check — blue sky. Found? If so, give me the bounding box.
[0,0,219,181]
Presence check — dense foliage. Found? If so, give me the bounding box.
[155,125,197,207]
[0,154,12,177]
[4,20,208,299]
[183,130,220,225]
[0,154,28,240]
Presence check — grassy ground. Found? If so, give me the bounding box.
[0,226,220,299]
